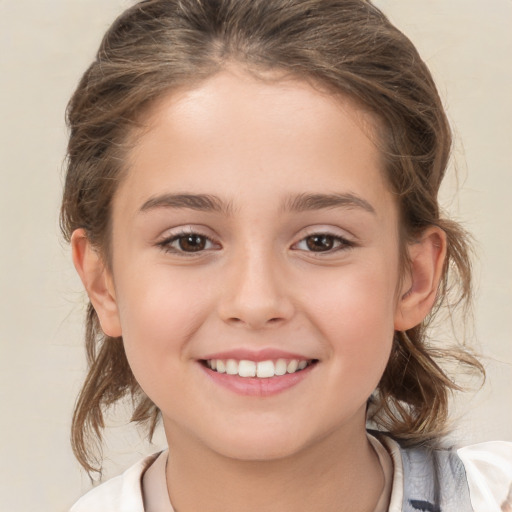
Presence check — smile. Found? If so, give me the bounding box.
[204,358,314,378]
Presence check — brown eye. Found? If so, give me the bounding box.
[305,234,335,252]
[178,234,207,252]
[158,232,217,254]
[293,232,353,254]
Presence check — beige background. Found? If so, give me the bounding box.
[0,1,511,510]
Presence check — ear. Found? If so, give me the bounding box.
[394,226,447,331]
[71,229,122,337]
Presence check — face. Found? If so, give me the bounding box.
[105,69,404,461]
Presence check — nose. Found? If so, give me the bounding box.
[217,250,295,330]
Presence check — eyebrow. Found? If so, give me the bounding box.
[283,192,376,215]
[139,192,375,216]
[140,193,233,215]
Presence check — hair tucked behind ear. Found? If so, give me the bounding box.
[61,0,484,475]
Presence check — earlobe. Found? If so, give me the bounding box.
[71,229,122,337]
[394,227,447,331]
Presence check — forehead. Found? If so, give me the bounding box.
[117,68,393,217]
[138,68,381,156]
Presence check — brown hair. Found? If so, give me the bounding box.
[61,0,483,475]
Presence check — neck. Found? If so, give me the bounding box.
[164,421,384,512]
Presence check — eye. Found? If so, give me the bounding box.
[294,233,353,253]
[158,232,219,253]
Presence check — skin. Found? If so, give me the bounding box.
[72,68,446,512]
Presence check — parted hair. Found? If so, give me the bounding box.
[61,0,483,475]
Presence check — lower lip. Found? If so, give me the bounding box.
[200,363,316,397]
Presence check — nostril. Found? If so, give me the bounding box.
[228,316,285,327]
[219,292,295,329]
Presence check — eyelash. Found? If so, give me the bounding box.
[157,230,219,255]
[292,232,355,254]
[156,230,354,255]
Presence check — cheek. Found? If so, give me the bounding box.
[302,261,397,381]
[113,268,212,386]
[306,259,397,326]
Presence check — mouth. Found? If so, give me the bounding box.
[201,358,318,378]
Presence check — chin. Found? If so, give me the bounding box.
[215,437,304,462]
[203,420,319,462]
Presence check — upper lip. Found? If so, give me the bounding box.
[200,348,315,362]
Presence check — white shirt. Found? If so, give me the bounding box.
[70,438,512,512]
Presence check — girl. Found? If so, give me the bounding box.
[62,0,512,510]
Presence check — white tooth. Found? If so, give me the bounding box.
[275,359,287,376]
[216,360,226,373]
[209,359,217,370]
[257,360,275,378]
[226,359,238,375]
[287,359,299,373]
[298,360,308,370]
[238,360,256,377]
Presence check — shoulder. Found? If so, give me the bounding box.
[374,432,512,511]
[458,441,512,511]
[384,436,474,511]
[69,452,161,512]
